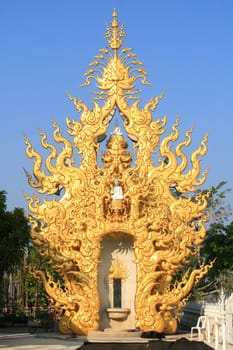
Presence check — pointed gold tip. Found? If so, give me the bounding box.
[105,8,124,51]
[112,8,118,28]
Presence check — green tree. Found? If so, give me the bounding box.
[192,182,233,300]
[25,245,50,308]
[0,190,30,304]
[204,181,232,224]
[195,221,233,299]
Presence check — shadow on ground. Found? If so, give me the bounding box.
[80,339,213,350]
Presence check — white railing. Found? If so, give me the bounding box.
[204,304,226,350]
[182,291,233,350]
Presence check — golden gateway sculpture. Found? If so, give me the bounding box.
[24,10,212,335]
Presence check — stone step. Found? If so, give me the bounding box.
[88,329,143,340]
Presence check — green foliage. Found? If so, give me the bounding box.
[197,221,233,298]
[25,243,62,307]
[25,245,50,307]
[0,190,30,278]
[202,181,232,223]
[192,182,233,300]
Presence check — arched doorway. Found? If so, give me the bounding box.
[98,233,136,330]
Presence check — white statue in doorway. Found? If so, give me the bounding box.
[111,120,123,136]
[111,178,124,200]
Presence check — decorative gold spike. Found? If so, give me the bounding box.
[105,8,125,51]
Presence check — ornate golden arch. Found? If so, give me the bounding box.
[25,9,212,335]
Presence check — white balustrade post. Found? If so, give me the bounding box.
[218,287,226,350]
[206,316,211,344]
[215,316,219,350]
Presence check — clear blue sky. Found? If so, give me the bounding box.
[0,1,232,216]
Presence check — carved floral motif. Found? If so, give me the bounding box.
[109,257,128,281]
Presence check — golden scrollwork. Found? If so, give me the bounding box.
[24,9,212,335]
[109,257,128,281]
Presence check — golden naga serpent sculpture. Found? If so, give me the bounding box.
[24,9,213,335]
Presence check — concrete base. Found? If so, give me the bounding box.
[87,329,145,343]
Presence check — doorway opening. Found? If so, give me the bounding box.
[113,278,122,308]
[98,233,136,330]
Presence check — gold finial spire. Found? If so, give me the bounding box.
[81,9,151,97]
[105,8,125,51]
[112,8,118,28]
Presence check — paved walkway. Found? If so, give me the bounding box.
[0,327,83,350]
[1,327,233,350]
